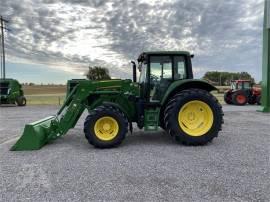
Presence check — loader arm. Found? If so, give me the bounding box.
[11,84,91,151]
[54,85,120,134]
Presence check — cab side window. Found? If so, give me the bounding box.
[174,56,187,80]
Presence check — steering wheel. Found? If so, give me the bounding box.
[150,74,159,89]
[150,74,159,83]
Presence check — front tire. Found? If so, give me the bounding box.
[84,106,128,148]
[164,89,223,145]
[224,91,233,104]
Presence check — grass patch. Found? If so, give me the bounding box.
[23,85,66,95]
[212,93,225,104]
[25,94,66,105]
[22,85,66,105]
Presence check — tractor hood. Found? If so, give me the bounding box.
[67,79,139,96]
[95,79,131,90]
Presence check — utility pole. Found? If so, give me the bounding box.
[0,54,2,78]
[259,0,270,112]
[0,16,8,79]
[0,34,2,78]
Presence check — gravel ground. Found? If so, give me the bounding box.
[0,105,269,202]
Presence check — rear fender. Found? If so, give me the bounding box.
[161,79,217,105]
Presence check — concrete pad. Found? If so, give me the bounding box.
[0,105,269,201]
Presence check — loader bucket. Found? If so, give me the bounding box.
[10,116,58,151]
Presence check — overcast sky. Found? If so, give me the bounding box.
[0,0,264,83]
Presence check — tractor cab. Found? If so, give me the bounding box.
[136,51,193,103]
[231,80,252,91]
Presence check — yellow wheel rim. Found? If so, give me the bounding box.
[94,116,119,141]
[178,100,214,137]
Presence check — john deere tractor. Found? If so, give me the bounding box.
[11,51,223,151]
[0,78,26,106]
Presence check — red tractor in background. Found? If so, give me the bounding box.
[224,80,261,106]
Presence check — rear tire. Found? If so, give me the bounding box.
[84,105,128,148]
[164,89,223,145]
[232,92,247,106]
[248,98,256,105]
[256,95,261,105]
[16,96,26,106]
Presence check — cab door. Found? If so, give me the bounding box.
[149,55,173,102]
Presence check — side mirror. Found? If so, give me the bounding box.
[131,61,136,82]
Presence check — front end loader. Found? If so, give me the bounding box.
[11,51,224,151]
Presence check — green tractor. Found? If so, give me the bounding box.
[0,78,26,106]
[11,51,223,151]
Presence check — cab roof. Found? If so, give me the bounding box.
[231,80,251,82]
[142,51,191,55]
[138,51,191,62]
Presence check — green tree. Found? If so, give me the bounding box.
[86,66,111,80]
[202,71,255,86]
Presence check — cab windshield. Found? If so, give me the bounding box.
[231,82,236,90]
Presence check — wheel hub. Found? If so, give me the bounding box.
[188,112,195,121]
[237,94,246,104]
[94,116,119,141]
[103,123,111,131]
[178,100,214,136]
